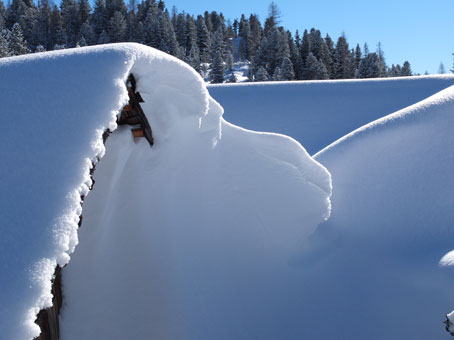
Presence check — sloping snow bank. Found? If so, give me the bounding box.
[209,75,454,154]
[0,43,331,339]
[304,85,454,339]
[60,73,331,339]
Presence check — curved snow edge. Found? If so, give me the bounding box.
[314,85,454,159]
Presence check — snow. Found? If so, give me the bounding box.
[3,41,454,340]
[209,75,454,154]
[0,43,331,340]
[441,250,454,266]
[309,84,454,339]
[60,72,331,340]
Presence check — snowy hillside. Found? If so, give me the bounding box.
[309,85,454,339]
[209,75,454,154]
[0,44,331,340]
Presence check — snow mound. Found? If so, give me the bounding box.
[209,75,454,154]
[306,85,454,339]
[0,43,331,339]
[60,74,331,340]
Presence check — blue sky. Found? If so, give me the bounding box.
[165,0,454,75]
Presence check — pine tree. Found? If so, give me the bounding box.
[209,49,225,83]
[9,22,29,55]
[255,65,269,81]
[272,66,282,81]
[376,42,386,77]
[60,0,79,46]
[0,1,5,29]
[300,29,310,67]
[35,0,52,50]
[333,33,350,79]
[401,61,412,76]
[196,15,210,62]
[354,43,361,69]
[280,55,295,80]
[186,41,200,72]
[78,0,91,28]
[357,52,380,78]
[108,10,126,42]
[79,20,95,45]
[49,4,66,48]
[324,34,335,78]
[304,52,328,80]
[438,62,446,74]
[91,0,108,38]
[97,29,110,44]
[0,30,10,57]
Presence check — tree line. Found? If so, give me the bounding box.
[0,0,415,83]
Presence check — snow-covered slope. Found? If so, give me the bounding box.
[209,76,454,154]
[0,44,331,339]
[304,85,454,339]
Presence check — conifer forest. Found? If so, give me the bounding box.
[0,0,415,82]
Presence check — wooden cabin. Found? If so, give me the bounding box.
[118,74,153,146]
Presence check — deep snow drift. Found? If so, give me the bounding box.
[209,75,454,154]
[0,44,331,340]
[307,85,454,339]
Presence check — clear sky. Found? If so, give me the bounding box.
[165,0,454,75]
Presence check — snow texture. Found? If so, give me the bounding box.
[310,85,454,339]
[60,63,331,340]
[0,43,331,340]
[209,75,454,154]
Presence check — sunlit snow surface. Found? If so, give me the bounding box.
[209,75,454,154]
[0,43,331,339]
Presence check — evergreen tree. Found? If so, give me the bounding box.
[280,55,295,80]
[333,33,351,78]
[376,42,386,77]
[9,22,29,55]
[0,1,5,29]
[0,30,10,57]
[60,0,79,46]
[79,20,95,45]
[438,62,446,74]
[357,52,380,78]
[105,0,127,19]
[209,49,225,83]
[255,65,269,81]
[196,15,210,62]
[108,10,126,42]
[324,34,335,78]
[91,0,108,38]
[272,66,282,81]
[401,61,412,76]
[304,52,328,80]
[186,41,200,72]
[300,29,310,67]
[49,4,66,48]
[35,0,52,49]
[354,43,361,69]
[97,29,110,44]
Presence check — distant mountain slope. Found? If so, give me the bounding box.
[208,75,454,154]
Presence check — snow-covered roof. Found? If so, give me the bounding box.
[0,43,332,339]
